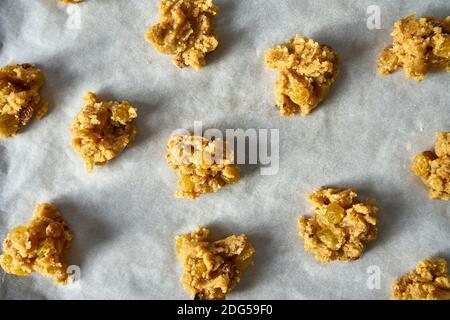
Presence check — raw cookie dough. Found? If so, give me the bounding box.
[411,132,450,200]
[298,188,378,264]
[378,14,450,82]
[176,227,255,300]
[166,135,240,199]
[0,64,48,139]
[265,35,340,116]
[0,204,73,284]
[70,92,138,172]
[392,258,450,300]
[60,0,82,3]
[145,0,219,70]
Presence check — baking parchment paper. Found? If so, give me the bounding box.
[0,0,449,300]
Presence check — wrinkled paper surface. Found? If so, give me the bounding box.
[0,0,449,300]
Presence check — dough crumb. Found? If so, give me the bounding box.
[378,14,450,81]
[166,135,240,199]
[145,0,219,70]
[265,35,340,116]
[0,204,73,284]
[411,132,450,200]
[0,64,48,139]
[176,227,255,300]
[392,258,450,300]
[298,188,378,264]
[70,92,138,172]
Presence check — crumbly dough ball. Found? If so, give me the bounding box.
[166,135,240,199]
[411,132,450,200]
[0,204,73,284]
[298,188,378,264]
[70,92,138,172]
[145,0,219,70]
[392,258,450,300]
[265,35,340,116]
[378,14,450,82]
[176,227,255,300]
[0,64,48,139]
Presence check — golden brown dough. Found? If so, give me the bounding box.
[411,132,450,200]
[265,35,340,116]
[145,0,219,69]
[392,258,450,300]
[70,92,138,172]
[298,188,378,264]
[176,227,255,300]
[166,135,240,199]
[0,64,48,139]
[0,204,73,284]
[378,14,450,81]
[59,0,82,3]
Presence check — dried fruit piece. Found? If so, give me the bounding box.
[265,35,339,116]
[70,92,138,172]
[166,135,240,199]
[0,204,73,284]
[411,132,450,200]
[318,202,345,226]
[176,227,254,300]
[378,14,450,81]
[145,0,219,69]
[411,151,436,177]
[0,64,48,139]
[392,258,450,300]
[298,188,378,264]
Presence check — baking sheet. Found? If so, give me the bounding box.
[0,0,449,300]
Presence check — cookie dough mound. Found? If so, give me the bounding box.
[265,36,340,116]
[298,188,378,264]
[70,92,138,172]
[411,132,450,200]
[392,258,450,300]
[0,64,48,139]
[378,14,450,82]
[145,0,219,70]
[0,204,73,284]
[176,227,255,300]
[166,135,240,199]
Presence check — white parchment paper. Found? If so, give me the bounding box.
[0,0,449,300]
